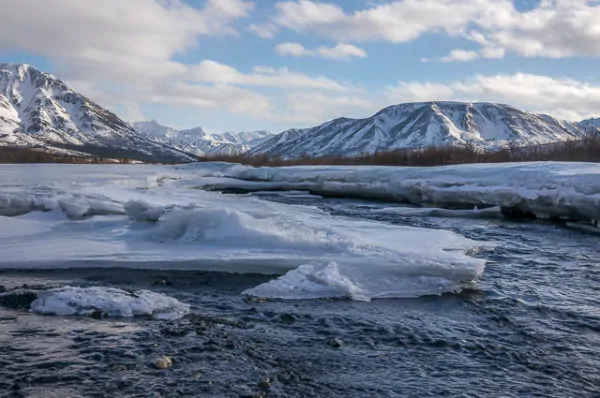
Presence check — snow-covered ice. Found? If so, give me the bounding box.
[2,161,599,299]
[29,286,190,319]
[183,161,600,224]
[0,163,496,300]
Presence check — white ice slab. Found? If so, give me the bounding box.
[0,164,494,299]
[182,162,600,222]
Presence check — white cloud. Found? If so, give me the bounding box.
[480,47,506,59]
[190,60,352,90]
[439,49,480,62]
[274,42,367,60]
[266,0,600,60]
[475,0,600,58]
[0,0,254,68]
[434,47,506,62]
[149,82,273,116]
[271,0,498,43]
[117,102,147,123]
[248,23,279,38]
[0,0,357,121]
[274,43,307,57]
[387,73,600,120]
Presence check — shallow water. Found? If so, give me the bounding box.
[1,193,599,397]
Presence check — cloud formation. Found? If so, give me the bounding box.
[388,73,600,120]
[260,0,600,60]
[274,42,367,60]
[0,0,355,122]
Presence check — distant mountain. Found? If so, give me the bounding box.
[580,117,600,129]
[212,130,273,148]
[249,102,585,159]
[133,120,272,156]
[0,63,195,162]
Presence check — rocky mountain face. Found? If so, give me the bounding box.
[133,120,272,157]
[0,63,195,162]
[249,102,585,159]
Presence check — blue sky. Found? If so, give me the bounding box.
[1,0,599,133]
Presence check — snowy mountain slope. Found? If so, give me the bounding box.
[0,63,195,162]
[212,130,272,148]
[133,120,272,156]
[249,102,585,159]
[580,117,600,129]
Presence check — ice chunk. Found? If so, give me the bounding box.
[0,194,36,216]
[243,261,479,301]
[125,200,166,222]
[0,192,123,219]
[57,197,124,219]
[30,286,190,320]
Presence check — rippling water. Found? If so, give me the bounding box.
[1,193,599,398]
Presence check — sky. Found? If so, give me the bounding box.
[1,0,599,133]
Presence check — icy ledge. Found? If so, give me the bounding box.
[30,286,190,320]
[184,162,600,225]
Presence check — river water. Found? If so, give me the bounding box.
[1,190,599,398]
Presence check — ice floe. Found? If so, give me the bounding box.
[30,286,190,319]
[0,163,504,299]
[182,162,600,224]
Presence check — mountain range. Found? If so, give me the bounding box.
[249,102,587,159]
[1,63,597,162]
[132,120,272,157]
[0,63,271,161]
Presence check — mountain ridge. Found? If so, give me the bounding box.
[249,101,585,159]
[132,120,272,157]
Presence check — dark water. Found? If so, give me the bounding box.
[1,194,599,398]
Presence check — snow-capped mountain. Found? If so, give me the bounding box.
[580,117,600,129]
[0,63,195,162]
[250,102,585,159]
[212,130,272,148]
[133,120,272,156]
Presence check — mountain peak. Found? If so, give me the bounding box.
[0,63,194,162]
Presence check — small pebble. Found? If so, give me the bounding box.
[153,278,172,287]
[89,309,106,319]
[257,378,272,389]
[279,313,296,324]
[328,338,343,348]
[0,285,6,293]
[152,356,173,369]
[244,296,267,304]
